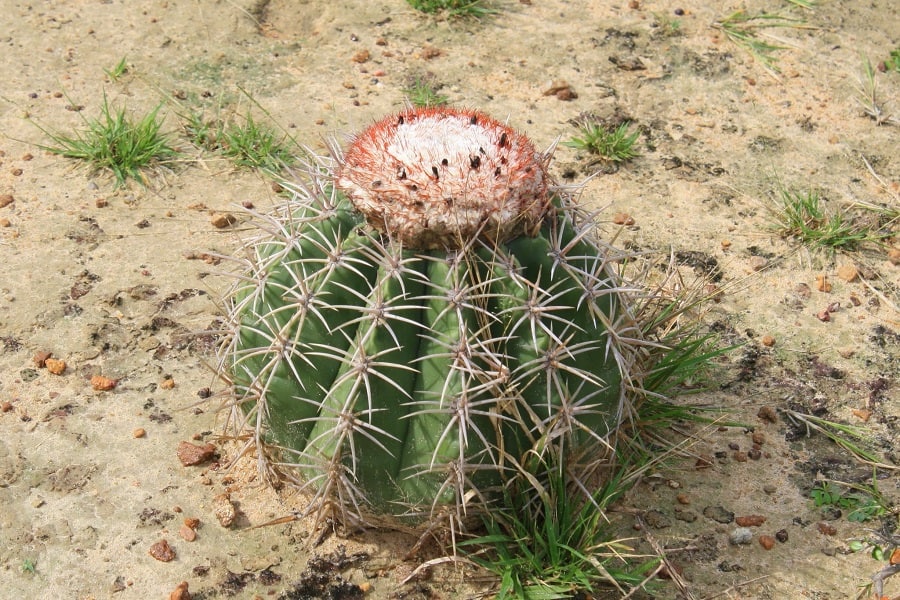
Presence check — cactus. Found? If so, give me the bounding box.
[219,107,643,532]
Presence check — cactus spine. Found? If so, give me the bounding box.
[220,108,642,531]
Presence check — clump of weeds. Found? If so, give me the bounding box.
[403,76,449,108]
[564,118,641,164]
[36,93,178,187]
[406,0,496,19]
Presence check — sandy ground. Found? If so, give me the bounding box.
[0,0,898,598]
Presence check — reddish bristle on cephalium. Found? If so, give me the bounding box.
[336,107,552,250]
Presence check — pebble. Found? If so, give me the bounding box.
[0,194,13,208]
[674,508,697,523]
[758,535,776,550]
[729,527,753,545]
[757,406,777,423]
[177,441,216,466]
[210,213,236,228]
[888,248,900,265]
[749,256,768,272]
[775,529,789,543]
[33,350,52,367]
[133,428,146,438]
[703,506,734,524]
[815,274,832,293]
[760,335,775,347]
[816,522,837,536]
[751,432,766,445]
[213,493,236,528]
[763,484,777,495]
[612,212,635,226]
[149,539,176,562]
[45,358,67,375]
[91,375,117,391]
[160,377,176,390]
[676,493,690,505]
[351,49,370,63]
[179,523,197,542]
[836,264,858,282]
[735,515,766,527]
[168,581,191,600]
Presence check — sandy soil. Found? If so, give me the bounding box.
[0,1,898,598]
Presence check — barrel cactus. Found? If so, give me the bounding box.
[219,107,643,533]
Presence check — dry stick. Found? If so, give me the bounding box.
[701,575,770,600]
[636,518,697,600]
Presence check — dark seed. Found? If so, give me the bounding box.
[470,155,481,169]
[494,167,502,177]
[441,158,448,166]
[470,115,477,125]
[499,132,508,148]
[397,115,404,125]
[431,166,439,178]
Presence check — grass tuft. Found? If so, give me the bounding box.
[406,0,495,18]
[563,120,640,163]
[460,450,659,599]
[219,112,295,171]
[39,94,178,187]
[403,77,449,108]
[767,189,890,252]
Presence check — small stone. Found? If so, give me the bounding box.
[794,282,812,299]
[676,493,690,505]
[836,264,858,282]
[44,358,67,375]
[757,406,777,423]
[91,375,117,391]
[169,581,191,600]
[733,451,748,462]
[851,408,872,422]
[0,218,9,227]
[729,527,753,545]
[1,401,12,412]
[751,432,765,445]
[816,522,837,536]
[351,49,370,63]
[673,508,697,523]
[33,351,52,368]
[735,515,766,527]
[177,441,216,466]
[888,248,900,265]
[775,529,789,543]
[612,212,635,226]
[213,493,236,528]
[758,535,776,550]
[0,194,13,208]
[179,523,197,542]
[149,539,176,562]
[815,274,832,293]
[210,213,236,228]
[816,308,831,322]
[763,484,777,495]
[760,335,775,347]
[95,198,108,208]
[749,256,768,272]
[721,239,731,249]
[703,505,734,524]
[133,428,146,438]
[747,448,762,460]
[160,377,175,390]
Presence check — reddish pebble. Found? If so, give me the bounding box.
[676,493,690,505]
[176,441,216,466]
[133,428,146,438]
[149,539,176,562]
[169,581,191,600]
[45,358,67,375]
[816,522,837,536]
[757,406,777,423]
[759,535,776,550]
[33,351,52,368]
[751,431,765,445]
[179,523,197,542]
[735,515,766,527]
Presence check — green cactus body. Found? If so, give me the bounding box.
[222,108,638,528]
